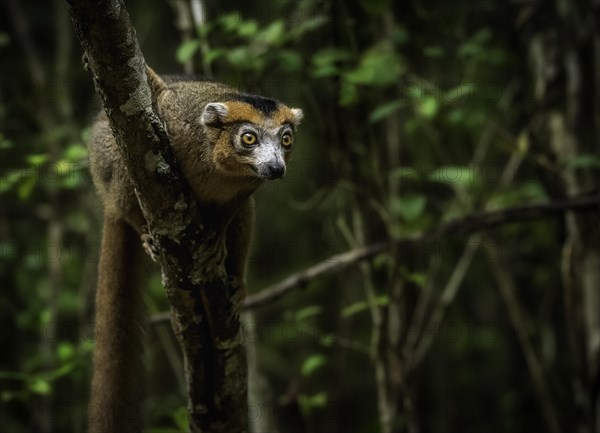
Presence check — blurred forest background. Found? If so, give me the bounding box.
[1,0,600,432]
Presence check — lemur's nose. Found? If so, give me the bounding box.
[267,163,285,179]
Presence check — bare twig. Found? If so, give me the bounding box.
[408,234,482,369]
[242,193,599,310]
[167,0,195,74]
[190,0,212,77]
[483,239,562,433]
[2,0,46,87]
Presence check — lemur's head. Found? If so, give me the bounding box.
[147,67,302,183]
[200,95,303,180]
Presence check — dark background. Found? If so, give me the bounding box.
[1,0,599,432]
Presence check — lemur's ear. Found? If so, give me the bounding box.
[201,103,229,125]
[146,66,168,95]
[290,108,304,125]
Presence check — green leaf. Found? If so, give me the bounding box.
[29,379,51,395]
[46,362,76,381]
[57,342,75,361]
[311,48,351,78]
[220,13,243,32]
[26,153,48,167]
[568,154,600,169]
[289,16,328,40]
[17,175,36,200]
[295,305,323,321]
[196,22,213,38]
[319,334,336,347]
[489,182,548,207]
[205,48,226,64]
[342,296,389,318]
[345,44,404,86]
[172,406,189,432]
[238,20,258,37]
[64,143,88,161]
[406,272,426,286]
[61,171,85,189]
[226,47,257,69]
[342,301,369,317]
[390,166,418,180]
[418,96,438,118]
[427,166,475,185]
[372,253,392,270]
[299,392,328,410]
[392,194,426,222]
[257,21,285,45]
[54,160,73,176]
[446,109,466,124]
[277,50,303,72]
[301,354,327,376]
[339,80,358,106]
[458,28,492,57]
[369,100,404,123]
[311,64,339,78]
[176,40,200,64]
[0,170,24,193]
[312,48,352,66]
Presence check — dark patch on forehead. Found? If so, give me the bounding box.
[229,93,279,116]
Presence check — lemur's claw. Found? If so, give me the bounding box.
[141,233,159,262]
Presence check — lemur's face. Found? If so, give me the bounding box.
[201,96,303,180]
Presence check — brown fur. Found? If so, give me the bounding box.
[89,217,144,433]
[87,67,302,432]
[218,101,265,124]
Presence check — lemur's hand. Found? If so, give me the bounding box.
[141,232,159,263]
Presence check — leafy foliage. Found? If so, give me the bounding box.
[1,0,597,432]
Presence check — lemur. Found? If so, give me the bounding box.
[87,67,302,432]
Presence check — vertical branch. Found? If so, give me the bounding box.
[65,0,248,431]
[243,311,279,433]
[190,0,213,78]
[483,240,561,433]
[409,234,481,369]
[349,209,392,433]
[167,0,195,74]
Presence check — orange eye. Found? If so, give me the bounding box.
[241,132,257,146]
[281,132,293,149]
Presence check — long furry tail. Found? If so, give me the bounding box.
[89,217,145,433]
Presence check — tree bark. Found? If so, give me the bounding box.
[65,0,247,431]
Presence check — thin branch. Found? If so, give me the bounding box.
[243,193,600,310]
[243,240,392,309]
[190,0,212,77]
[483,239,562,433]
[408,234,481,370]
[167,0,195,74]
[2,0,46,88]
